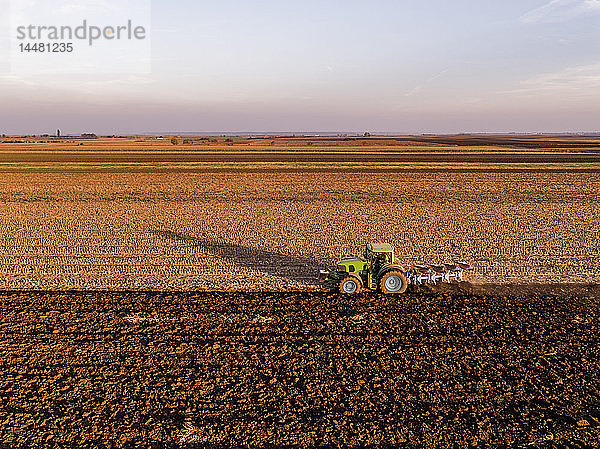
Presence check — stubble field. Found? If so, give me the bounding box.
[0,167,599,289]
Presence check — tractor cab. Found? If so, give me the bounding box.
[364,243,395,288]
[365,243,395,266]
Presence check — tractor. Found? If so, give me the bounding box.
[319,243,473,294]
[319,243,408,294]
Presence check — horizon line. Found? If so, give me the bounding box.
[4,131,600,137]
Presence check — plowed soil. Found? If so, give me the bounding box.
[1,284,599,448]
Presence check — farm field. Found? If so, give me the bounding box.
[1,135,600,172]
[0,166,599,289]
[1,135,599,449]
[0,286,599,447]
[0,135,599,289]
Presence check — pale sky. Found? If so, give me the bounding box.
[1,0,600,134]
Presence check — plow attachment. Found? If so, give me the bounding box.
[407,261,473,286]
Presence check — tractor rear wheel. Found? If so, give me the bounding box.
[379,271,408,294]
[339,275,362,295]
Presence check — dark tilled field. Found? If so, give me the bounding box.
[0,285,599,448]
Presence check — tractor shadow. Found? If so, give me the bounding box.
[153,230,327,284]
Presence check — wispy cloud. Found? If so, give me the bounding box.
[521,0,600,23]
[404,68,450,97]
[504,63,600,96]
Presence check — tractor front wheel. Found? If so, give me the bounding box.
[379,271,408,294]
[339,276,362,295]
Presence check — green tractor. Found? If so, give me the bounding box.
[319,243,408,295]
